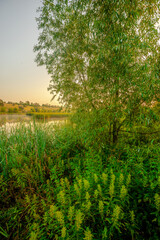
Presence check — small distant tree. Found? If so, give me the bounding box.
[34,103,40,107]
[30,108,35,112]
[0,107,6,113]
[26,101,30,106]
[34,107,40,112]
[19,106,24,112]
[8,108,13,113]
[13,108,18,113]
[19,101,24,105]
[0,99,4,106]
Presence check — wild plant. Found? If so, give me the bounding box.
[0,123,160,239]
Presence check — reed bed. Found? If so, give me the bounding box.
[26,112,71,119]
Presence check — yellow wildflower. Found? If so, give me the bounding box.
[155,193,160,212]
[49,205,57,217]
[58,190,66,205]
[61,226,66,238]
[120,185,127,199]
[118,173,124,186]
[65,177,70,189]
[68,206,75,222]
[83,179,90,190]
[60,178,65,188]
[85,192,90,201]
[130,210,135,223]
[102,172,108,185]
[94,174,98,183]
[55,211,64,225]
[78,178,83,189]
[112,205,121,223]
[86,201,91,212]
[109,173,115,197]
[74,183,80,196]
[84,228,93,240]
[25,194,30,204]
[29,231,38,240]
[126,173,131,186]
[97,184,102,196]
[94,189,99,199]
[109,182,114,197]
[158,176,160,188]
[75,210,83,231]
[111,173,115,182]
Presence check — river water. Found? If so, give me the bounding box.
[0,114,67,131]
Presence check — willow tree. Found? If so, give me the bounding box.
[34,0,160,142]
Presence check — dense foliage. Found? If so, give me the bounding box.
[0,119,160,239]
[34,0,160,142]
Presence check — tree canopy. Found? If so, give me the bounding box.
[34,0,160,142]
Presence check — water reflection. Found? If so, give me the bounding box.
[0,114,68,131]
[0,114,31,125]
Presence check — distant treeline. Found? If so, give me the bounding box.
[0,99,68,115]
[0,99,59,108]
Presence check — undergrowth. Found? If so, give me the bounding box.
[0,122,159,239]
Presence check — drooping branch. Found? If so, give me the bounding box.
[69,53,96,110]
[119,130,160,135]
[76,64,96,110]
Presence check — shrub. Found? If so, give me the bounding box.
[0,107,6,113]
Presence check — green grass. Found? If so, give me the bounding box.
[26,112,71,119]
[0,122,160,239]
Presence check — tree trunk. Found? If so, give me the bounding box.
[113,121,118,144]
[109,123,112,144]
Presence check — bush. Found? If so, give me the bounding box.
[7,108,13,113]
[0,100,4,106]
[0,107,6,113]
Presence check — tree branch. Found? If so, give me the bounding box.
[119,130,160,135]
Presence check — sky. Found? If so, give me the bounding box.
[0,0,59,105]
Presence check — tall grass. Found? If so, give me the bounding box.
[26,112,71,119]
[0,122,160,239]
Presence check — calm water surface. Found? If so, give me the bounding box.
[0,114,31,123]
[0,114,67,130]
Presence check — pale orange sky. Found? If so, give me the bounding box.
[0,0,59,105]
